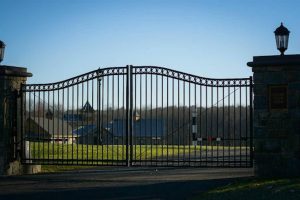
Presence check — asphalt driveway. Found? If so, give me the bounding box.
[0,167,254,200]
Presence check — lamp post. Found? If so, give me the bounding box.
[274,23,290,56]
[0,40,5,64]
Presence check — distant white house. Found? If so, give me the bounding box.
[25,110,77,144]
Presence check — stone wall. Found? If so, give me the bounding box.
[248,55,300,177]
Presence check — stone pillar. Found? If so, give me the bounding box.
[0,65,35,175]
[248,55,300,177]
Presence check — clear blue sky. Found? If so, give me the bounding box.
[1,0,300,83]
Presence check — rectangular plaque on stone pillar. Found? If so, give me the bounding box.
[269,85,288,110]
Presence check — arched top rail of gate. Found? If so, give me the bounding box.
[21,66,127,92]
[21,65,252,92]
[133,66,251,87]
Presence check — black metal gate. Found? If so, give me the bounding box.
[21,65,253,167]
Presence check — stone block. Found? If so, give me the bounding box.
[288,88,300,109]
[289,110,300,118]
[255,152,300,177]
[6,160,21,175]
[23,165,42,174]
[269,111,289,119]
[253,84,267,95]
[264,139,282,153]
[287,71,300,82]
[254,139,266,152]
[290,120,300,133]
[285,134,300,152]
[254,127,268,139]
[267,130,288,139]
[5,160,41,175]
[254,95,267,109]
[266,118,287,129]
[253,73,265,84]
[265,71,286,84]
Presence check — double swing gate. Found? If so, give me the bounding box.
[21,65,253,167]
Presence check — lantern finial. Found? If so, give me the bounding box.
[274,23,290,55]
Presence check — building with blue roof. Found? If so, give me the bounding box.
[104,112,165,145]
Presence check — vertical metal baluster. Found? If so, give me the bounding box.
[117,72,120,164]
[58,88,61,164]
[28,91,32,163]
[183,80,185,163]
[67,86,69,164]
[107,75,110,165]
[145,72,148,164]
[166,76,169,166]
[161,73,164,166]
[177,78,180,166]
[20,86,24,163]
[53,88,55,164]
[194,83,197,166]
[121,70,124,165]
[29,90,33,162]
[205,83,208,166]
[81,82,84,164]
[33,90,36,161]
[134,70,137,163]
[245,80,248,166]
[199,85,202,166]
[38,89,41,163]
[47,90,50,163]
[222,82,225,166]
[86,80,89,164]
[61,86,65,164]
[150,70,153,165]
[76,83,79,165]
[211,85,213,166]
[25,89,28,163]
[228,86,230,166]
[233,83,236,167]
[72,85,74,164]
[23,90,25,162]
[172,77,174,165]
[240,82,242,166]
[91,78,94,165]
[123,69,126,165]
[42,89,45,163]
[62,87,64,164]
[122,72,125,164]
[112,74,114,165]
[129,66,133,166]
[126,66,129,167]
[188,79,191,166]
[139,73,142,164]
[101,76,104,164]
[217,85,219,166]
[156,72,158,166]
[250,77,253,167]
[97,72,100,165]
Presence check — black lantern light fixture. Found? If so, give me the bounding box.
[274,23,290,56]
[0,40,5,64]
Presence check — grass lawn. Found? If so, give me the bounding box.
[192,178,300,200]
[29,142,249,160]
[26,142,249,172]
[41,165,96,173]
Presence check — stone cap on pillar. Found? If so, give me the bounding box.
[0,65,32,77]
[247,54,300,68]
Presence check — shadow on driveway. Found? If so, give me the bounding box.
[0,168,254,200]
